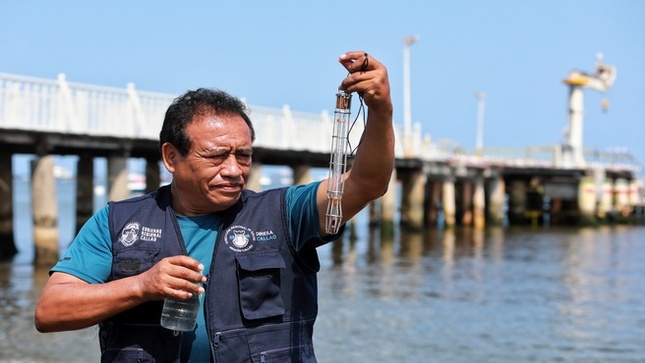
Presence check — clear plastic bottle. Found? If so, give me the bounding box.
[160,293,200,331]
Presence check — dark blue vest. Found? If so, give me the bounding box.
[100,185,323,363]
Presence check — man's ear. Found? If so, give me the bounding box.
[161,142,178,173]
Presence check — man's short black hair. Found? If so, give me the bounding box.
[159,88,255,156]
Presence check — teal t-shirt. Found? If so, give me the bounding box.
[51,182,329,362]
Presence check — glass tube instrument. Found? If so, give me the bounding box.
[325,91,352,234]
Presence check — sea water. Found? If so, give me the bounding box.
[2,179,645,362]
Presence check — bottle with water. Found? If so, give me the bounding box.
[160,292,201,332]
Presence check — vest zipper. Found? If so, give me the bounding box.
[213,332,221,349]
[260,346,295,363]
[206,220,223,360]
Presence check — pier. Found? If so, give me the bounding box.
[0,72,642,265]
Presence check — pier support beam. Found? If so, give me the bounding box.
[32,155,59,267]
[246,161,262,191]
[614,178,630,217]
[460,181,473,226]
[76,154,94,234]
[628,180,639,214]
[487,177,505,226]
[526,178,544,227]
[508,180,526,224]
[425,180,442,228]
[442,179,456,228]
[107,154,129,202]
[400,169,426,230]
[597,179,613,220]
[369,200,378,226]
[578,176,597,224]
[592,168,609,220]
[0,153,17,259]
[473,178,485,229]
[292,164,311,186]
[380,168,397,236]
[145,156,161,194]
[369,198,383,227]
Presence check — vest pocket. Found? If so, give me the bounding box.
[101,347,154,363]
[99,323,181,363]
[235,251,286,320]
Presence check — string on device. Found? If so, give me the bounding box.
[346,53,369,156]
[347,93,366,157]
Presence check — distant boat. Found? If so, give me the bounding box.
[94,185,106,196]
[53,166,73,180]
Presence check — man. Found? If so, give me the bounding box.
[35,50,394,362]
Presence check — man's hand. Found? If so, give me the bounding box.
[136,255,206,300]
[338,51,393,115]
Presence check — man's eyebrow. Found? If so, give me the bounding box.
[206,147,252,154]
[208,147,231,154]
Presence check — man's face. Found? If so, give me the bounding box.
[164,111,253,215]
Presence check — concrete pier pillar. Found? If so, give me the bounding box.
[508,179,526,224]
[578,176,596,224]
[401,169,426,230]
[597,179,613,219]
[0,153,17,259]
[487,177,505,226]
[32,155,59,267]
[614,178,630,217]
[425,180,442,227]
[628,180,639,212]
[380,168,397,236]
[592,168,606,220]
[292,165,311,185]
[246,161,262,191]
[442,179,456,228]
[526,178,544,227]
[368,200,379,226]
[473,178,485,229]
[107,155,129,201]
[76,154,94,234]
[461,181,473,226]
[145,156,161,193]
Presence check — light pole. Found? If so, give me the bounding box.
[403,35,419,157]
[475,91,486,157]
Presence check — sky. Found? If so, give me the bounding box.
[1,1,644,175]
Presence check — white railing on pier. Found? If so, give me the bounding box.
[0,73,172,139]
[0,72,640,174]
[0,72,400,156]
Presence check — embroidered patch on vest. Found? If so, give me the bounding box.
[119,222,140,246]
[224,225,255,252]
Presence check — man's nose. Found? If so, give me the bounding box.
[221,154,243,176]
